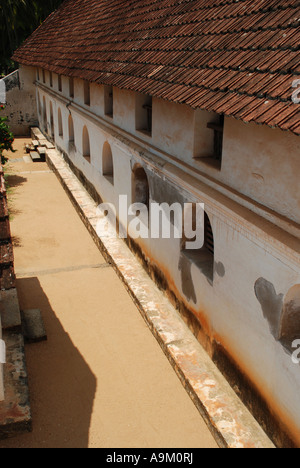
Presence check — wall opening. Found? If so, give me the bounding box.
[102,142,114,184]
[69,77,74,98]
[84,81,90,106]
[207,114,224,163]
[181,206,214,283]
[42,69,45,84]
[194,111,224,170]
[49,101,54,139]
[58,75,62,92]
[132,165,150,210]
[58,108,63,137]
[43,96,47,132]
[68,114,75,143]
[82,126,91,163]
[50,72,53,88]
[136,94,152,136]
[37,93,41,116]
[104,85,113,117]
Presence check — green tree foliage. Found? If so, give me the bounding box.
[0,0,64,76]
[0,105,15,164]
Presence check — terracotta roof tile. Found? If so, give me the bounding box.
[13,0,300,134]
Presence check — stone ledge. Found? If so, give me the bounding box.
[46,145,275,449]
[0,331,32,439]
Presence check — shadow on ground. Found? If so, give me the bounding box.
[0,277,97,448]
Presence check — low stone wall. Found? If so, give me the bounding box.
[1,66,38,136]
[0,162,14,401]
[0,161,31,437]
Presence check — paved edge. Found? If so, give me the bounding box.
[45,145,275,449]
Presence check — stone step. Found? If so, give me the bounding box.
[30,127,44,141]
[30,151,42,163]
[37,147,46,162]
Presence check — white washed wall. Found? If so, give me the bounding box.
[35,69,300,443]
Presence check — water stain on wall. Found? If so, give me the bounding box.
[254,278,284,340]
[178,254,197,304]
[215,261,225,278]
[255,279,300,355]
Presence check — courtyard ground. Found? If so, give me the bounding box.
[0,138,218,448]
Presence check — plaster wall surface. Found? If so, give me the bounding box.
[220,119,300,224]
[35,70,300,445]
[2,66,38,136]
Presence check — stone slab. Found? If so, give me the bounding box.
[0,289,21,331]
[23,156,32,164]
[21,309,47,343]
[37,147,46,162]
[30,152,41,163]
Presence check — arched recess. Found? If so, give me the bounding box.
[42,96,47,132]
[37,93,41,117]
[132,165,150,210]
[49,101,54,139]
[68,114,74,143]
[82,126,91,163]
[102,142,114,184]
[181,207,214,284]
[58,108,63,137]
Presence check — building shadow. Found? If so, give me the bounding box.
[0,277,97,448]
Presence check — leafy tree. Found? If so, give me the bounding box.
[0,105,15,164]
[0,0,64,76]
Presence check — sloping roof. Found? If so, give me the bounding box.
[13,0,300,135]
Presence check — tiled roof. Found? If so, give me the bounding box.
[13,0,300,134]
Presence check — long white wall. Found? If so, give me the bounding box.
[35,66,300,445]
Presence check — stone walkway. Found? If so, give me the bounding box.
[0,138,218,448]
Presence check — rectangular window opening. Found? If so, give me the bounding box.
[84,81,90,106]
[69,77,74,98]
[58,75,62,92]
[207,114,224,162]
[104,85,114,117]
[136,94,153,137]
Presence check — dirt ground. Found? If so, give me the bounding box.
[0,138,218,448]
